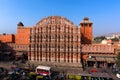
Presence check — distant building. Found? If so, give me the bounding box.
[106,33,120,39]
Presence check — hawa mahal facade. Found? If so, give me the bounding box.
[0,16,117,69]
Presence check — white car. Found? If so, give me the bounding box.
[116,73,120,78]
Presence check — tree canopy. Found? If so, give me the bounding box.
[116,52,120,68]
[94,36,106,43]
[111,37,119,42]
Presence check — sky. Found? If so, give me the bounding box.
[0,0,120,36]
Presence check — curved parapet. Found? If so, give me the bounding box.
[36,16,77,28]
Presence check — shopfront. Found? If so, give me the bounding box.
[86,56,116,68]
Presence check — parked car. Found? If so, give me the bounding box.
[7,71,15,77]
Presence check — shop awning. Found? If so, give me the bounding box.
[15,52,23,56]
[105,57,116,63]
[95,57,105,61]
[87,57,96,61]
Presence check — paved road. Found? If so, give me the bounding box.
[0,61,12,69]
[0,61,120,80]
[85,67,119,80]
[0,61,26,70]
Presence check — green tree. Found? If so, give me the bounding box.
[116,52,120,68]
[94,36,106,43]
[111,37,119,41]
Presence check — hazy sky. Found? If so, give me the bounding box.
[0,0,120,36]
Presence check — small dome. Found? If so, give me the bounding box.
[101,39,107,44]
[80,17,92,24]
[84,17,89,21]
[17,22,24,26]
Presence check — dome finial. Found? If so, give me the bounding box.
[84,17,89,21]
[17,22,24,26]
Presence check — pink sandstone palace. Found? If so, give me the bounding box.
[0,16,118,70]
